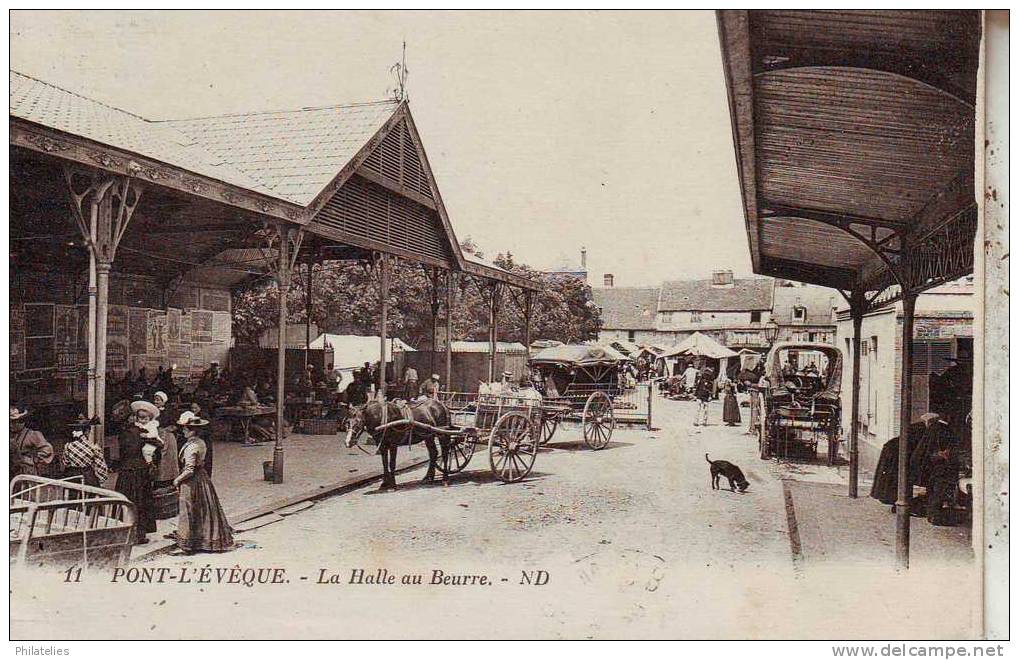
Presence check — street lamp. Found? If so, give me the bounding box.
[764,320,780,344]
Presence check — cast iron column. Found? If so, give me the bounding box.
[429,269,439,378]
[445,272,454,389]
[488,284,499,382]
[273,227,290,484]
[895,292,917,569]
[848,289,864,498]
[305,262,313,370]
[378,254,389,399]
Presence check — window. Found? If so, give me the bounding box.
[750,311,761,324]
[660,311,673,324]
[691,311,702,323]
[627,330,636,342]
[793,306,806,322]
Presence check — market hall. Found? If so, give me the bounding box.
[9,69,540,505]
[717,9,981,568]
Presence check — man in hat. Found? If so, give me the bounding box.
[10,406,54,480]
[491,371,514,397]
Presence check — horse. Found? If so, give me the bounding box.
[343,398,452,490]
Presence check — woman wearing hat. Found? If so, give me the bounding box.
[172,411,234,554]
[115,400,163,544]
[9,406,53,480]
[151,392,180,490]
[61,415,109,487]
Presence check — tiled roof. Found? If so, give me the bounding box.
[658,278,773,312]
[771,285,837,325]
[164,101,398,205]
[592,287,660,330]
[10,70,399,206]
[10,71,267,194]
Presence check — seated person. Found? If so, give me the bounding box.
[515,376,543,405]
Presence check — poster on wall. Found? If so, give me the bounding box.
[129,308,148,354]
[168,343,191,373]
[76,305,89,361]
[54,305,77,351]
[181,313,192,344]
[129,354,146,376]
[108,305,128,337]
[147,310,167,354]
[57,349,78,374]
[107,336,130,374]
[11,307,26,371]
[212,312,231,343]
[191,310,214,343]
[190,345,206,376]
[167,308,182,342]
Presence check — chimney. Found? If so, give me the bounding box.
[603,274,614,287]
[581,247,587,270]
[711,269,735,287]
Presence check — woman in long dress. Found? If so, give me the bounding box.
[116,401,163,544]
[172,411,234,554]
[721,378,741,426]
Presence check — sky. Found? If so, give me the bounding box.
[10,10,752,287]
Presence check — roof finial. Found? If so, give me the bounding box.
[389,40,409,102]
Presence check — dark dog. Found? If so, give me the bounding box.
[705,453,749,492]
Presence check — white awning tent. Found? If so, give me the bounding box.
[661,332,738,359]
[309,334,415,370]
[660,332,739,381]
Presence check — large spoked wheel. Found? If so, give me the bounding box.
[758,418,771,460]
[488,411,538,483]
[538,415,559,445]
[439,434,476,475]
[582,391,615,450]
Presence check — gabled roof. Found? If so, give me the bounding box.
[164,101,399,206]
[10,69,540,291]
[771,285,837,326]
[658,278,773,312]
[10,70,400,207]
[591,287,660,330]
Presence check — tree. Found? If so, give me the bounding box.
[231,240,602,348]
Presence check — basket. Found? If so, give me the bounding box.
[300,419,339,435]
[152,485,179,520]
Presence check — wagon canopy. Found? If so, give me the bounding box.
[661,332,738,359]
[765,341,843,396]
[529,344,628,367]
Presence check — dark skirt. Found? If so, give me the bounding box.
[723,393,741,424]
[116,468,157,535]
[175,467,234,552]
[63,466,99,488]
